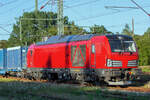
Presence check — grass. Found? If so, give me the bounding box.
[0,77,18,82]
[140,66,150,73]
[0,66,150,100]
[0,78,150,100]
[142,67,150,73]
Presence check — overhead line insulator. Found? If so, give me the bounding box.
[40,6,44,10]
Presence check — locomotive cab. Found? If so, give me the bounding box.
[93,35,141,85]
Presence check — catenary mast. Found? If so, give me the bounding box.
[57,0,64,35]
[40,0,64,36]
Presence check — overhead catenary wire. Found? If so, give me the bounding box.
[105,6,138,9]
[0,26,11,34]
[0,0,20,7]
[130,0,150,16]
[0,0,33,15]
[0,24,13,26]
[24,0,46,11]
[0,0,46,26]
[76,5,150,22]
[1,0,149,23]
[64,0,150,22]
[0,34,11,35]
[0,0,150,39]
[0,20,148,37]
[64,0,100,9]
[0,0,45,16]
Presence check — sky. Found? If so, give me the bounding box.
[0,0,150,40]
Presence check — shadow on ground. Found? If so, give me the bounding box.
[129,72,150,87]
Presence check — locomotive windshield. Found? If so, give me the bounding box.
[109,40,136,52]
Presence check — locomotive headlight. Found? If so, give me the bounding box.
[107,59,112,67]
[107,59,122,67]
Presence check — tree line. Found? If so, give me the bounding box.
[0,11,150,66]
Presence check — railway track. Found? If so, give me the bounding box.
[0,75,150,100]
[0,75,150,94]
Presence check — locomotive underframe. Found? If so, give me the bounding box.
[95,68,141,85]
[12,67,142,85]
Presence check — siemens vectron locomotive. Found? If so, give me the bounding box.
[26,34,141,85]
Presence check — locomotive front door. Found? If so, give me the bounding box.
[90,44,96,67]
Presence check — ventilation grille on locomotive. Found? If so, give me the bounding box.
[112,61,122,67]
[127,60,138,67]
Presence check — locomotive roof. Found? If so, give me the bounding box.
[36,34,98,45]
[36,34,133,45]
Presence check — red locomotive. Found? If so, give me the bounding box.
[27,34,141,85]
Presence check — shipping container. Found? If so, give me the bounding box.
[6,46,28,72]
[0,49,6,74]
[6,46,22,71]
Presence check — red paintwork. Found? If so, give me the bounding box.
[27,35,138,69]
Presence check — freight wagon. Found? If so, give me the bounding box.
[0,46,28,75]
[0,49,6,74]
[27,34,141,85]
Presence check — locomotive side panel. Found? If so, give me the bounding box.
[29,43,68,68]
[50,44,69,68]
[33,46,52,68]
[28,40,90,69]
